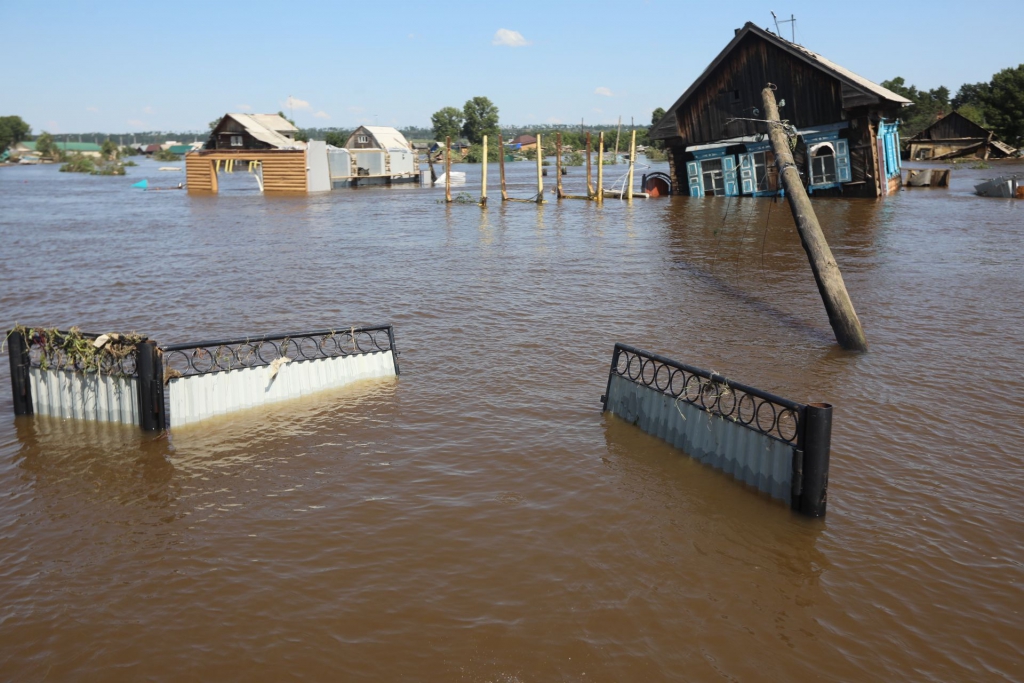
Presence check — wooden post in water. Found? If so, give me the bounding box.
[586,132,593,198]
[613,116,622,164]
[445,136,452,203]
[481,135,488,205]
[556,133,563,199]
[626,130,636,201]
[498,134,508,201]
[535,133,543,203]
[597,132,604,205]
[761,86,868,351]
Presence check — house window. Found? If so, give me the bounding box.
[809,144,837,186]
[230,135,243,147]
[701,158,725,196]
[357,135,369,144]
[752,150,777,192]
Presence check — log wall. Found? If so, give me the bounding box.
[185,150,308,194]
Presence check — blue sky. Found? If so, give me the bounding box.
[2,0,1022,134]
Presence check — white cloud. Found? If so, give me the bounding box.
[85,106,99,113]
[237,104,252,111]
[143,105,155,114]
[594,86,613,97]
[492,28,530,47]
[127,119,145,127]
[283,96,311,110]
[313,110,330,119]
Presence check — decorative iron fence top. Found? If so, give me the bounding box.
[161,324,396,379]
[608,343,806,446]
[15,327,147,377]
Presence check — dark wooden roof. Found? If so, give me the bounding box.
[907,111,991,141]
[651,22,911,142]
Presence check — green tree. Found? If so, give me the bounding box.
[952,82,989,109]
[324,130,349,147]
[957,103,988,127]
[431,106,465,142]
[982,64,1024,147]
[35,131,56,158]
[101,138,118,160]
[461,97,499,144]
[209,117,222,130]
[651,107,666,125]
[881,77,951,139]
[0,115,31,152]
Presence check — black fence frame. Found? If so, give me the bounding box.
[602,343,832,517]
[8,324,399,434]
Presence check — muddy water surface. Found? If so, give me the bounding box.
[1,158,1022,681]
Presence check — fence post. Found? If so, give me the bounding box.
[798,402,832,517]
[386,325,401,376]
[445,136,452,203]
[556,133,563,199]
[136,340,164,431]
[7,329,33,416]
[586,131,593,197]
[597,132,604,205]
[601,344,622,411]
[536,133,544,203]
[481,135,488,205]
[498,134,508,201]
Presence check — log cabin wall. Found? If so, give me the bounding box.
[671,34,845,148]
[184,150,308,194]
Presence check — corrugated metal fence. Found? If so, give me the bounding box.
[7,324,399,432]
[602,343,832,517]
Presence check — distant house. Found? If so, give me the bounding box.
[205,113,304,150]
[345,126,413,152]
[906,112,1018,161]
[331,126,417,186]
[510,134,537,151]
[13,140,103,158]
[167,144,195,156]
[651,22,912,198]
[143,144,162,156]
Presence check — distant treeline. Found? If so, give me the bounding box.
[882,64,1024,146]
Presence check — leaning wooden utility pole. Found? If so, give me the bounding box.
[761,86,868,351]
[596,132,604,204]
[481,135,488,204]
[613,116,622,163]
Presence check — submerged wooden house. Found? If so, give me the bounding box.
[186,113,309,194]
[651,22,912,198]
[905,111,1018,161]
[325,126,418,187]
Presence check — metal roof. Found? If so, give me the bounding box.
[347,126,412,152]
[221,113,304,149]
[652,22,912,140]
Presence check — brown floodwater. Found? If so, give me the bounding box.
[1,158,1022,681]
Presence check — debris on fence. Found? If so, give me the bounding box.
[7,324,400,431]
[601,343,832,518]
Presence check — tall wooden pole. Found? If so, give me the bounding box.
[761,86,868,351]
[597,132,604,205]
[498,134,508,201]
[586,131,593,197]
[626,130,636,201]
[481,135,488,204]
[445,135,452,203]
[613,116,622,163]
[535,133,543,203]
[555,133,563,199]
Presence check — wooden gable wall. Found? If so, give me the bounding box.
[672,33,845,147]
[915,112,989,140]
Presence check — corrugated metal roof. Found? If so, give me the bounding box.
[222,113,305,149]
[350,126,412,152]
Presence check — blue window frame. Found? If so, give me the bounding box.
[878,119,901,179]
[686,148,740,197]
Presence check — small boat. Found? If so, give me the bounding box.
[974,175,1021,198]
[158,166,182,171]
[434,172,466,186]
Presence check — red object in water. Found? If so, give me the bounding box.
[644,176,670,197]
